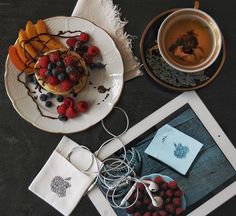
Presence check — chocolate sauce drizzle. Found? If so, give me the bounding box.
[98,85,110,94]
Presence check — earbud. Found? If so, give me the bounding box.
[142,180,159,192]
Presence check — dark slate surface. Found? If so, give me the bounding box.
[0,0,235,215]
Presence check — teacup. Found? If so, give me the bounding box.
[157,0,222,73]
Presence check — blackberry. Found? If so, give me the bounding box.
[45,101,52,107]
[57,73,66,81]
[66,65,75,74]
[48,62,56,70]
[58,115,68,122]
[56,60,64,67]
[57,95,64,102]
[51,68,58,76]
[40,94,48,101]
[45,70,52,77]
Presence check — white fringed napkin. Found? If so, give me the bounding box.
[72,0,143,81]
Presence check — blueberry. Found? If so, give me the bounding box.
[27,74,34,83]
[48,62,56,70]
[45,70,52,77]
[32,75,38,84]
[47,92,54,98]
[57,73,66,81]
[40,94,48,101]
[89,63,97,69]
[57,95,64,102]
[56,60,64,67]
[58,115,68,122]
[79,45,88,53]
[66,65,75,74]
[45,101,52,107]
[51,68,58,76]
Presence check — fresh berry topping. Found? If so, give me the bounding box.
[78,32,90,43]
[161,182,168,190]
[38,56,49,68]
[175,207,184,215]
[79,45,88,53]
[134,191,144,201]
[143,198,151,206]
[45,101,52,107]
[58,115,68,122]
[84,55,93,65]
[154,176,164,185]
[66,65,75,74]
[174,189,183,197]
[152,212,159,216]
[59,80,73,91]
[57,73,66,81]
[135,200,142,209]
[65,106,78,118]
[165,197,172,204]
[165,204,176,214]
[45,69,52,77]
[147,203,155,211]
[49,52,60,63]
[66,37,78,47]
[39,94,47,101]
[159,191,165,198]
[57,95,64,102]
[168,181,177,189]
[133,213,142,216]
[63,97,75,107]
[39,68,47,79]
[56,60,64,67]
[47,92,54,98]
[51,68,58,76]
[172,197,181,207]
[57,104,68,116]
[64,55,74,66]
[166,189,174,197]
[158,210,168,216]
[126,206,135,214]
[136,183,145,191]
[47,62,56,70]
[77,101,88,113]
[87,45,100,57]
[143,212,152,216]
[47,76,59,86]
[69,71,80,81]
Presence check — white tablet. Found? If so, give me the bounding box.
[87,91,236,216]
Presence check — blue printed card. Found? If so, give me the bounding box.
[145,124,203,175]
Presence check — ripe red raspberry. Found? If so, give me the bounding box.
[158,210,168,216]
[152,212,159,216]
[69,71,80,81]
[143,212,151,216]
[143,198,151,206]
[64,55,74,66]
[161,183,168,190]
[38,56,49,68]
[65,106,78,118]
[78,32,90,43]
[165,197,172,204]
[136,183,145,191]
[172,197,181,207]
[165,204,176,214]
[154,176,164,185]
[47,76,59,86]
[134,200,142,209]
[168,181,177,189]
[87,45,99,57]
[165,189,174,197]
[147,203,156,212]
[159,191,165,198]
[39,68,47,79]
[66,37,78,47]
[60,80,73,91]
[77,101,88,113]
[49,52,60,63]
[133,212,142,216]
[174,189,183,197]
[134,191,144,201]
[176,207,184,215]
[57,104,68,116]
[63,97,75,107]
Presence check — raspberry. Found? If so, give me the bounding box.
[59,80,73,91]
[147,203,156,212]
[47,76,59,86]
[64,55,74,66]
[152,212,159,216]
[174,189,183,197]
[39,68,47,79]
[135,200,142,209]
[126,206,135,214]
[165,204,176,214]
[159,191,165,198]
[154,176,164,185]
[161,183,168,190]
[78,32,90,43]
[134,191,144,201]
[143,198,151,206]
[49,52,61,63]
[63,97,75,107]
[77,101,88,113]
[168,181,177,189]
[165,197,172,204]
[143,212,151,216]
[172,197,181,207]
[38,56,49,68]
[69,71,80,81]
[65,106,78,118]
[87,45,99,57]
[176,207,184,215]
[66,37,78,47]
[136,183,145,191]
[133,213,142,216]
[165,189,174,197]
[158,210,168,216]
[57,104,68,116]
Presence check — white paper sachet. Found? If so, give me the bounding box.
[29,137,100,216]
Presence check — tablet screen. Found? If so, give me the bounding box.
[97,104,236,216]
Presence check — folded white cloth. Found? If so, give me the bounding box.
[72,0,143,81]
[29,136,100,216]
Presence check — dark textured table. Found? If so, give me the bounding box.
[0,0,235,215]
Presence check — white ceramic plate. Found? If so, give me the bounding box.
[5,16,124,133]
